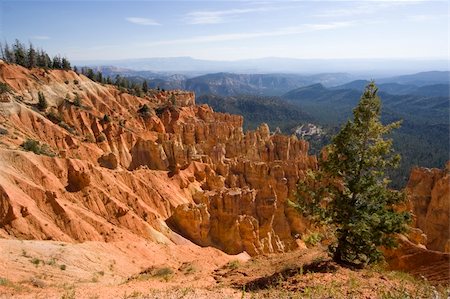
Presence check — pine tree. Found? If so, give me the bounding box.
[294,82,410,268]
[85,68,95,80]
[61,57,71,70]
[95,71,102,83]
[52,55,62,69]
[142,80,148,93]
[27,43,37,68]
[1,42,14,63]
[13,39,26,66]
[37,91,48,111]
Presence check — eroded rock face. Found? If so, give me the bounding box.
[406,163,450,252]
[0,61,316,255]
[98,152,118,170]
[166,121,316,255]
[385,235,450,284]
[66,162,91,192]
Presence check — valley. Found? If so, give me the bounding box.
[0,59,448,298]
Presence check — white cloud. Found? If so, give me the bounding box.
[31,35,50,40]
[314,1,422,18]
[126,17,160,26]
[185,6,277,24]
[139,21,353,46]
[407,14,447,22]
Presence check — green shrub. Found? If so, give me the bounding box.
[102,114,111,123]
[30,257,41,266]
[227,260,240,270]
[153,267,174,281]
[137,104,150,115]
[96,133,107,143]
[73,94,81,107]
[46,111,62,124]
[37,91,48,111]
[0,82,11,94]
[22,139,56,157]
[302,232,323,247]
[58,121,76,134]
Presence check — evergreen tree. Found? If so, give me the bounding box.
[2,42,14,63]
[13,39,26,66]
[114,75,121,87]
[37,50,52,69]
[37,91,48,111]
[142,80,148,93]
[27,43,37,68]
[61,57,71,70]
[52,55,62,69]
[73,94,82,107]
[84,68,95,80]
[294,82,410,268]
[96,71,102,83]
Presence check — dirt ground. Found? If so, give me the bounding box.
[1,239,448,299]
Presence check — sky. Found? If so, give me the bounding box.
[0,0,449,61]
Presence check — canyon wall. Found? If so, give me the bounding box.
[406,163,450,252]
[0,61,315,255]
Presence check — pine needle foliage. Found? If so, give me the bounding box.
[294,82,411,268]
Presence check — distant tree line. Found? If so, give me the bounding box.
[1,39,152,97]
[77,66,149,96]
[0,39,71,70]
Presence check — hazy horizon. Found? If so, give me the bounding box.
[2,0,448,63]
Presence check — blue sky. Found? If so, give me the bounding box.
[1,0,448,61]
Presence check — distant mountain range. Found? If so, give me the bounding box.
[74,65,449,187]
[281,78,449,188]
[75,57,449,75]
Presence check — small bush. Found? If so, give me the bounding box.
[0,277,10,286]
[137,104,150,115]
[153,267,174,281]
[60,264,66,270]
[0,277,23,291]
[22,139,41,154]
[73,94,81,107]
[30,258,41,266]
[64,80,69,84]
[96,133,107,143]
[73,79,79,85]
[46,111,62,124]
[84,133,95,143]
[37,91,48,111]
[0,127,8,135]
[102,114,111,123]
[22,139,56,157]
[58,121,76,134]
[302,232,323,248]
[46,258,56,266]
[0,82,11,94]
[227,260,240,270]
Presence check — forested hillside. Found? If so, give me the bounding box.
[282,83,449,187]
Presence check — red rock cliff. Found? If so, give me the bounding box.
[0,61,316,255]
[406,163,450,252]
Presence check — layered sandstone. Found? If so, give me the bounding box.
[0,61,316,255]
[406,163,450,252]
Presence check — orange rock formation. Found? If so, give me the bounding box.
[406,163,450,252]
[0,61,316,255]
